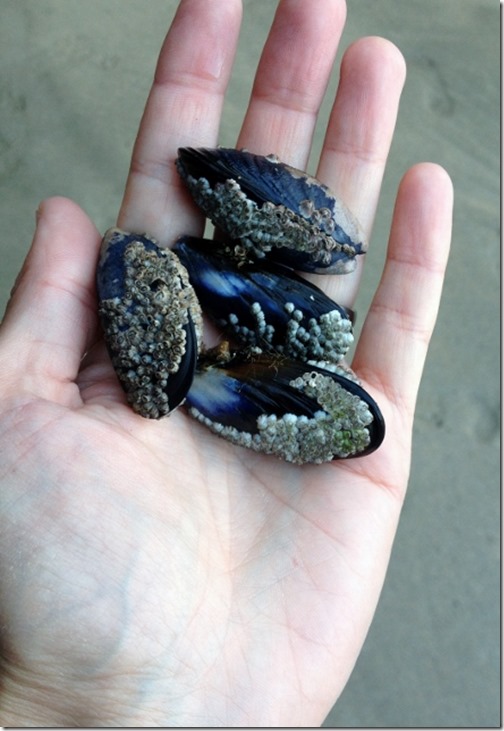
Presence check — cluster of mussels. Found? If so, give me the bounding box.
[96,148,385,464]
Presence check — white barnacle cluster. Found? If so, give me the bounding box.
[187,406,255,452]
[222,303,276,348]
[255,411,339,464]
[283,304,354,363]
[187,402,337,464]
[288,370,374,458]
[219,297,353,366]
[239,187,345,266]
[183,174,258,244]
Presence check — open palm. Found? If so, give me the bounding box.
[0,1,452,726]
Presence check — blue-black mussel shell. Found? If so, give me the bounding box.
[97,228,202,418]
[186,351,385,463]
[174,236,354,364]
[176,147,367,274]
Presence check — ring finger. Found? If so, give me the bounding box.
[316,36,406,306]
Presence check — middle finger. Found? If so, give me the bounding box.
[237,0,347,168]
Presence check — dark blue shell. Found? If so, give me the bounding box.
[97,228,202,418]
[174,236,354,363]
[176,147,367,274]
[186,352,385,463]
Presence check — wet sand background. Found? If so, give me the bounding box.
[0,1,499,727]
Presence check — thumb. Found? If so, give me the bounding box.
[0,197,102,399]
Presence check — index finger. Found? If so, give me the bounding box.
[118,0,242,244]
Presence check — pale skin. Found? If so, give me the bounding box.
[0,0,452,726]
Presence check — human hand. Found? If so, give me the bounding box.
[0,0,452,726]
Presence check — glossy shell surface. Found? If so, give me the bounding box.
[174,236,354,364]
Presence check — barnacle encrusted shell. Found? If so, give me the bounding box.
[96,228,202,418]
[174,236,354,363]
[186,351,385,463]
[176,147,367,274]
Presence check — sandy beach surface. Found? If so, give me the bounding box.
[0,1,499,726]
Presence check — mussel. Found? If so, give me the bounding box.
[176,147,367,274]
[174,236,354,364]
[186,350,385,463]
[96,228,202,418]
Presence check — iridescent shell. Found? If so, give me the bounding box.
[176,147,367,274]
[186,350,385,463]
[174,236,354,363]
[96,228,202,418]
